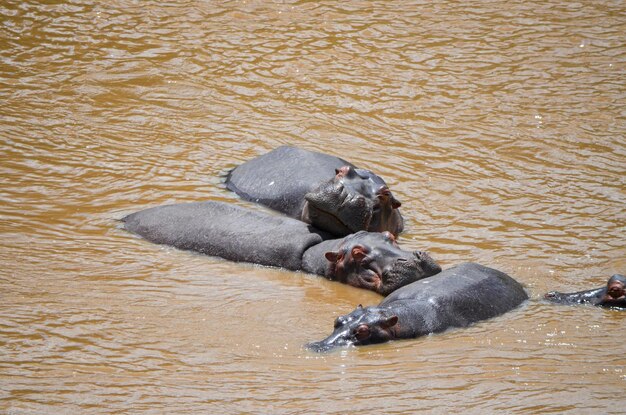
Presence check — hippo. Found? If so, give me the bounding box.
[225,146,404,237]
[544,274,626,309]
[302,231,441,296]
[306,262,528,352]
[122,201,439,295]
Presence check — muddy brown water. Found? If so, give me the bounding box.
[1,1,624,414]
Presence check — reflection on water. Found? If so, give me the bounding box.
[1,0,624,413]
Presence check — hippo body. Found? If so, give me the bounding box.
[307,263,528,351]
[545,274,626,309]
[225,146,404,237]
[226,145,354,219]
[122,201,439,295]
[122,201,325,271]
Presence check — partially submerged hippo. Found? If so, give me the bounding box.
[122,201,439,295]
[302,231,441,296]
[307,263,528,352]
[225,146,404,237]
[544,274,626,309]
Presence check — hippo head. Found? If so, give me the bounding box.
[306,305,398,352]
[544,274,626,309]
[601,274,626,307]
[324,231,441,296]
[302,166,404,237]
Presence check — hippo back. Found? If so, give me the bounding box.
[122,201,325,270]
[225,146,354,218]
[381,262,528,331]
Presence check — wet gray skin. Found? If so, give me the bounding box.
[302,166,404,237]
[319,230,441,296]
[545,274,626,309]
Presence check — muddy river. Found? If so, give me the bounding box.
[1,1,624,413]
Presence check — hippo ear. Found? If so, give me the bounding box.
[381,315,398,328]
[391,196,401,209]
[324,251,339,263]
[350,246,367,262]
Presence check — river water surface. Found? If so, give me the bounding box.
[1,1,624,414]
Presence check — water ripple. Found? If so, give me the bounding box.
[1,0,625,413]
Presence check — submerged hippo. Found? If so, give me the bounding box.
[307,263,528,352]
[122,201,439,295]
[225,146,404,237]
[544,274,626,309]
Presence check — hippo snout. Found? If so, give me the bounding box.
[305,329,355,353]
[305,341,334,353]
[544,291,563,302]
[305,339,353,353]
[415,251,442,276]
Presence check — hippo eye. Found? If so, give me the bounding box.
[355,169,369,179]
[608,286,624,298]
[354,325,370,341]
[377,187,391,198]
[382,231,395,243]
